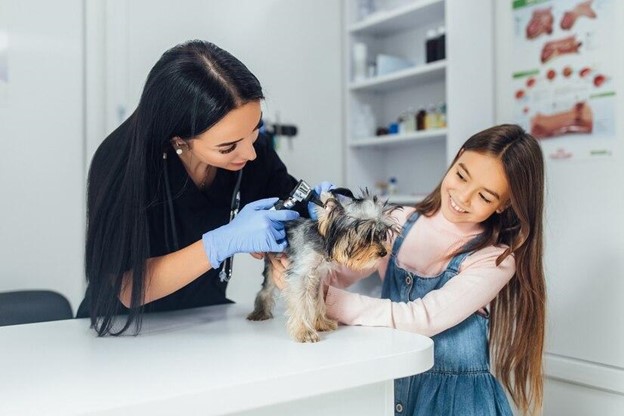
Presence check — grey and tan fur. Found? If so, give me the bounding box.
[247,189,401,343]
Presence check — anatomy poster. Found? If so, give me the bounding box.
[0,1,7,104]
[511,0,616,159]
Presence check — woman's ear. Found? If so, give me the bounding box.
[170,137,188,155]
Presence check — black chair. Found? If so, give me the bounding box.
[0,290,73,327]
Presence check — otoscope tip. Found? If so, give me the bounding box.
[309,192,324,207]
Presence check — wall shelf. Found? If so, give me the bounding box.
[349,129,447,148]
[348,0,445,36]
[349,60,446,93]
[386,194,426,205]
[344,0,448,198]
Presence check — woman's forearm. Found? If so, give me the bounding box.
[119,240,212,307]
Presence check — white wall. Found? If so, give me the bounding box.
[494,2,624,414]
[0,0,86,311]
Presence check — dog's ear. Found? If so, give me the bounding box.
[316,197,344,237]
[330,187,355,199]
[317,197,342,220]
[328,190,353,208]
[319,192,349,211]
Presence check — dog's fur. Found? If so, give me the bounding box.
[247,189,401,343]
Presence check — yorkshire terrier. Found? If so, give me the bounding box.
[247,189,401,343]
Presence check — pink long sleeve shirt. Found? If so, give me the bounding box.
[324,207,515,337]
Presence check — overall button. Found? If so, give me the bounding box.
[395,402,404,413]
[405,275,412,285]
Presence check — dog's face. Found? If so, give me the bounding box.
[314,189,401,270]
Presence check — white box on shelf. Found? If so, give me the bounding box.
[376,54,413,76]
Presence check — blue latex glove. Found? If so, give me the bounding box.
[308,181,335,220]
[202,197,299,268]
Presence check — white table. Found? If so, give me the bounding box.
[1,303,433,415]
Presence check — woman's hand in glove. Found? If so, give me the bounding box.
[202,197,299,269]
[308,181,335,220]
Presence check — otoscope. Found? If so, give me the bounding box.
[272,180,324,211]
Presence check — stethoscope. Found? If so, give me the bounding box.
[218,169,243,282]
[162,150,243,283]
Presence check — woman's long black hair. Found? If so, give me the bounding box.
[85,40,264,335]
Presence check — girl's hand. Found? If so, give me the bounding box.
[268,253,289,290]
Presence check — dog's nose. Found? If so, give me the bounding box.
[378,247,387,257]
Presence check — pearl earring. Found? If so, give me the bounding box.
[176,148,183,155]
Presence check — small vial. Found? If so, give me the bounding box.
[416,107,426,131]
[425,104,437,129]
[388,177,398,195]
[438,102,447,128]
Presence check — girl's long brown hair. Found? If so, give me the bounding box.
[415,124,545,415]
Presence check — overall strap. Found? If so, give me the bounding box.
[445,235,484,274]
[390,211,420,259]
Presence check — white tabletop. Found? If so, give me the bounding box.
[0,303,433,415]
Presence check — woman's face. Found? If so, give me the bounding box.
[440,150,511,224]
[185,100,262,171]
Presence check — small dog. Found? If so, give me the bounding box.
[247,189,401,343]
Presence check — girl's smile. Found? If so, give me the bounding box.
[440,150,510,224]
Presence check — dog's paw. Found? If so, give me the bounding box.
[246,310,273,321]
[295,329,320,343]
[297,331,321,342]
[315,317,338,332]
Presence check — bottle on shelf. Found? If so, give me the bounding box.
[425,103,438,129]
[388,177,398,195]
[353,42,368,81]
[416,107,426,131]
[397,113,406,134]
[436,26,446,61]
[425,29,438,63]
[401,107,416,133]
[438,102,447,129]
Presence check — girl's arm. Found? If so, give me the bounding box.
[323,263,382,289]
[324,246,515,337]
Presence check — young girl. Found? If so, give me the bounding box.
[76,40,306,335]
[276,124,545,415]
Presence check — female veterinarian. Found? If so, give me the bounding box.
[76,39,327,336]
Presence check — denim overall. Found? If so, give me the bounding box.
[382,212,513,416]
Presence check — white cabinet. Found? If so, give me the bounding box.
[343,0,495,204]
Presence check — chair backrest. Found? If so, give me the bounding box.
[0,290,73,327]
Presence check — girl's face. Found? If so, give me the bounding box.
[440,150,511,224]
[185,100,262,171]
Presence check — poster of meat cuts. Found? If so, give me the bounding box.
[511,0,616,160]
